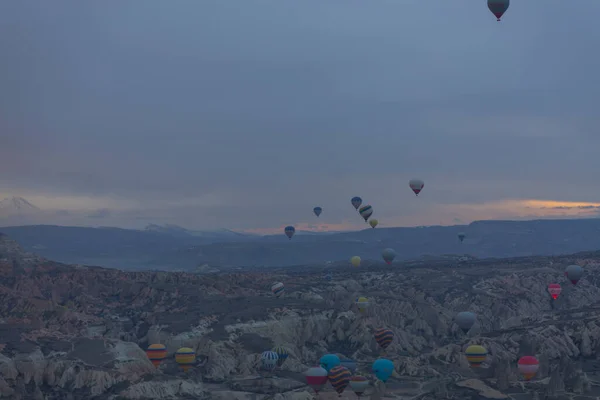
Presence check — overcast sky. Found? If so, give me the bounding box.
[1,1,600,232]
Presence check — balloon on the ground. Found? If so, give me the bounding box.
[372,358,394,382]
[456,311,476,334]
[351,197,363,210]
[319,354,341,372]
[349,375,369,396]
[146,344,167,368]
[487,0,509,21]
[359,205,373,222]
[409,179,424,196]
[272,346,289,367]
[369,219,378,228]
[261,350,279,371]
[355,296,369,313]
[565,264,583,285]
[313,207,322,217]
[351,256,361,267]
[547,283,561,300]
[382,248,396,265]
[328,365,351,394]
[305,366,329,393]
[284,226,295,239]
[374,328,394,349]
[175,347,196,372]
[465,345,487,368]
[271,282,285,297]
[458,232,466,243]
[517,356,539,380]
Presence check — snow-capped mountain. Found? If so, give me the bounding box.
[0,197,40,215]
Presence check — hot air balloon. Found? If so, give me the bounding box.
[458,232,466,243]
[146,343,167,368]
[382,248,396,265]
[369,219,378,229]
[305,366,329,394]
[340,358,357,374]
[547,283,561,299]
[349,375,369,397]
[272,346,289,367]
[261,350,279,371]
[517,356,539,381]
[284,226,295,240]
[351,197,362,210]
[409,179,424,196]
[372,358,394,382]
[328,365,351,395]
[313,207,322,217]
[456,311,476,334]
[565,264,583,285]
[351,256,361,267]
[319,353,341,373]
[175,347,196,372]
[487,0,509,21]
[359,205,373,222]
[355,296,369,313]
[374,328,394,350]
[465,345,487,368]
[271,282,285,297]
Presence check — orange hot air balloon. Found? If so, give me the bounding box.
[146,344,167,368]
[175,347,196,372]
[517,356,539,381]
[547,283,561,300]
[374,328,394,350]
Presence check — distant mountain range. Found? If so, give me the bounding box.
[2,218,600,270]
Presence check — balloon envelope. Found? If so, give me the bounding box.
[351,197,362,210]
[284,226,295,239]
[349,375,369,395]
[458,232,466,243]
[319,354,341,372]
[465,345,487,368]
[518,356,539,380]
[175,347,196,372]
[261,350,279,371]
[488,0,509,21]
[382,248,396,264]
[313,207,322,217]
[374,328,394,349]
[355,296,369,313]
[271,282,284,297]
[305,366,328,393]
[456,311,476,333]
[409,179,424,196]
[372,358,394,382]
[272,346,289,367]
[328,365,351,394]
[146,344,167,368]
[351,256,361,267]
[565,264,583,285]
[369,219,378,228]
[547,283,561,299]
[359,205,373,222]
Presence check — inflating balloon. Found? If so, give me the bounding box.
[349,375,369,397]
[175,347,196,372]
[456,311,476,334]
[465,345,487,368]
[146,344,167,368]
[261,350,279,371]
[565,264,583,285]
[271,282,284,297]
[359,205,373,222]
[409,179,424,196]
[547,283,561,300]
[518,356,539,381]
[284,226,295,240]
[319,354,341,372]
[374,328,394,350]
[328,365,351,395]
[313,207,322,217]
[351,197,363,210]
[305,366,328,394]
[382,248,396,265]
[369,219,378,228]
[487,0,509,21]
[372,358,394,382]
[351,256,361,267]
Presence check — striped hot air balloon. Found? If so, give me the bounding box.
[261,350,279,371]
[358,205,373,222]
[146,343,167,368]
[272,346,289,367]
[328,365,351,395]
[518,356,539,381]
[355,296,369,313]
[374,328,394,350]
[349,375,369,397]
[175,347,196,372]
[547,283,561,300]
[271,282,285,297]
[305,366,328,394]
[465,345,487,368]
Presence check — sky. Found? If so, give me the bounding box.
[2,1,600,233]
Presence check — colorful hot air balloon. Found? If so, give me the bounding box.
[351,197,363,210]
[305,366,328,394]
[340,358,357,374]
[372,358,394,382]
[487,0,509,21]
[465,345,487,368]
[349,375,369,397]
[261,350,279,371]
[355,296,369,313]
[409,179,424,196]
[374,328,394,350]
[369,219,378,229]
[456,312,476,334]
[271,282,285,297]
[284,226,295,240]
[328,365,351,395]
[313,207,322,217]
[146,343,167,368]
[175,347,196,372]
[358,205,373,222]
[272,346,289,367]
[565,264,583,285]
[351,256,361,267]
[319,354,341,372]
[381,248,396,265]
[458,232,466,243]
[517,356,539,381]
[547,283,561,300]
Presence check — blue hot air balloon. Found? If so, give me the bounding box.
[372,358,394,382]
[284,226,295,240]
[319,354,341,373]
[351,197,362,210]
[313,207,322,217]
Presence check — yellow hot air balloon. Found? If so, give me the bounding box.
[355,296,369,313]
[146,344,167,368]
[465,345,487,368]
[175,347,196,372]
[369,219,378,229]
[351,256,361,267]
